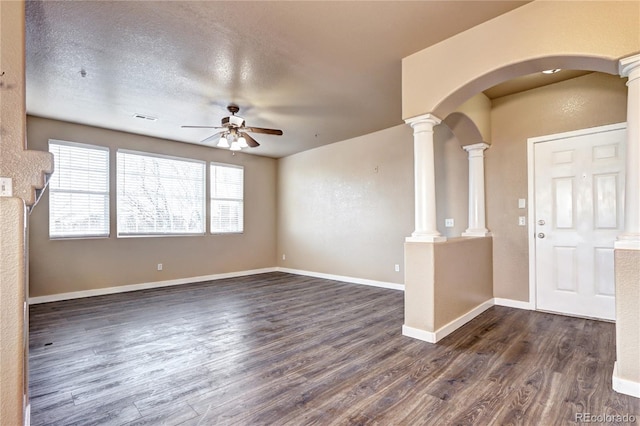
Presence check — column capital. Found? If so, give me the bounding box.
[462,142,490,154]
[620,53,640,82]
[405,113,442,130]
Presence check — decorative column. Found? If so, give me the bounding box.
[405,114,445,242]
[462,143,491,237]
[612,53,640,399]
[617,54,640,249]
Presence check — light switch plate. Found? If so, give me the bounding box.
[0,177,13,197]
[518,198,526,209]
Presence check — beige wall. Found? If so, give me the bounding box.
[615,250,640,382]
[488,72,628,301]
[434,124,468,238]
[27,117,277,297]
[275,101,484,283]
[453,92,492,143]
[434,237,493,329]
[277,125,414,283]
[404,237,493,333]
[403,0,639,119]
[0,198,26,426]
[404,242,435,331]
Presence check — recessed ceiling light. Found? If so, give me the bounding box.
[133,113,158,122]
[542,69,562,74]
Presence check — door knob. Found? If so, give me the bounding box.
[538,233,545,239]
[538,220,545,226]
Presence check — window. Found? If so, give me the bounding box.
[210,163,244,233]
[117,150,205,236]
[48,140,110,238]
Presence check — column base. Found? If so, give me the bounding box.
[462,229,491,237]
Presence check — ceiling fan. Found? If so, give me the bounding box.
[182,105,283,151]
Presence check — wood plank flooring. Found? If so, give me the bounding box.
[29,272,639,425]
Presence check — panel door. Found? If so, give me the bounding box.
[534,126,626,320]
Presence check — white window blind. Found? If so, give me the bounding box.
[210,163,244,233]
[49,140,110,238]
[117,150,205,236]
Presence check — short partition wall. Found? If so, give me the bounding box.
[403,236,494,343]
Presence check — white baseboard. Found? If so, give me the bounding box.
[402,298,494,344]
[24,402,30,426]
[435,299,495,341]
[276,267,404,291]
[494,297,534,310]
[402,324,436,343]
[28,267,278,304]
[612,362,640,398]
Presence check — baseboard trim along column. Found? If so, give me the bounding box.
[612,362,640,398]
[276,267,404,291]
[402,325,436,343]
[494,297,534,310]
[28,267,278,304]
[402,298,494,344]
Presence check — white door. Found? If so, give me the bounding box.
[532,124,626,321]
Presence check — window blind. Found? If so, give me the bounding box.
[117,150,205,236]
[49,140,110,238]
[210,163,244,233]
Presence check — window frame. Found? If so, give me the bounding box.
[116,149,206,237]
[210,162,245,234]
[48,139,111,240]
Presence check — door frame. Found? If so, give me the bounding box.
[526,122,627,312]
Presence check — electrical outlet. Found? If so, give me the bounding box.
[518,216,526,226]
[445,218,454,228]
[0,177,12,197]
[157,263,163,271]
[394,264,400,272]
[282,254,286,261]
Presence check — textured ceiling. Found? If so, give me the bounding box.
[26,1,529,158]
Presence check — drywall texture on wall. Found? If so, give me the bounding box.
[434,237,493,329]
[277,125,414,284]
[488,72,628,301]
[615,249,640,383]
[434,124,468,238]
[404,237,493,333]
[277,122,472,283]
[27,117,277,297]
[0,198,26,426]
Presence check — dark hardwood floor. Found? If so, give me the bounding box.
[29,272,639,425]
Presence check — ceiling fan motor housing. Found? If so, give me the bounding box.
[222,115,244,128]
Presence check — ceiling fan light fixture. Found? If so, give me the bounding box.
[182,105,282,151]
[217,135,230,148]
[238,135,248,148]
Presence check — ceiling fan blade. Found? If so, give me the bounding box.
[200,131,225,144]
[242,132,260,148]
[182,125,226,129]
[244,127,283,136]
